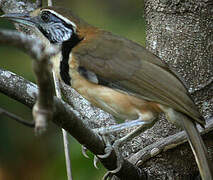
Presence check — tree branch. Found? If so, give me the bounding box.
[0,107,35,127]
[129,118,213,165]
[0,30,57,60]
[48,0,53,6]
[36,0,42,8]
[0,29,58,134]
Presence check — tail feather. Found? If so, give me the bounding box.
[175,111,213,180]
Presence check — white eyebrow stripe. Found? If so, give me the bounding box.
[41,9,77,32]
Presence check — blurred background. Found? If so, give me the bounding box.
[0,0,145,179]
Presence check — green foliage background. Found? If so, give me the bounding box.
[0,0,145,179]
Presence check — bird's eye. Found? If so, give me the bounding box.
[41,12,50,23]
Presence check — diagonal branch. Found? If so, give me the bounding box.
[129,118,213,166]
[0,107,35,127]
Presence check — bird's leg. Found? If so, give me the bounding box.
[102,118,158,176]
[98,112,158,177]
[93,133,115,169]
[91,119,148,168]
[113,117,158,153]
[93,119,150,135]
[81,145,101,169]
[91,119,149,169]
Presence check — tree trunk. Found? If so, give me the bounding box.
[143,0,213,178]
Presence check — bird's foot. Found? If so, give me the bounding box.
[102,171,114,180]
[97,133,124,180]
[81,145,103,169]
[81,145,89,159]
[109,139,123,173]
[93,155,99,169]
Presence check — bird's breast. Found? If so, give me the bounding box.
[51,52,62,79]
[70,69,162,122]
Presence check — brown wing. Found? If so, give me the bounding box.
[73,30,203,124]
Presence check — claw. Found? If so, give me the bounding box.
[93,155,99,169]
[97,130,114,159]
[81,145,89,159]
[108,162,122,174]
[97,132,124,180]
[106,139,123,174]
[102,163,122,180]
[102,171,113,180]
[100,139,123,180]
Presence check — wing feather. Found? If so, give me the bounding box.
[73,30,203,124]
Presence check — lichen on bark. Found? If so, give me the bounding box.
[145,0,213,119]
[144,0,213,178]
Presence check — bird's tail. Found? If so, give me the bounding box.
[174,111,213,180]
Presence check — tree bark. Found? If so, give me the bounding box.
[143,0,213,178]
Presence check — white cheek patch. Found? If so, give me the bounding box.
[61,26,73,41]
[50,23,73,43]
[39,22,73,43]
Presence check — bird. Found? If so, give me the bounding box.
[1,6,212,179]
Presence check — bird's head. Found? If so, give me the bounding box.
[1,7,90,45]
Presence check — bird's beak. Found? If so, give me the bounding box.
[0,12,36,27]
